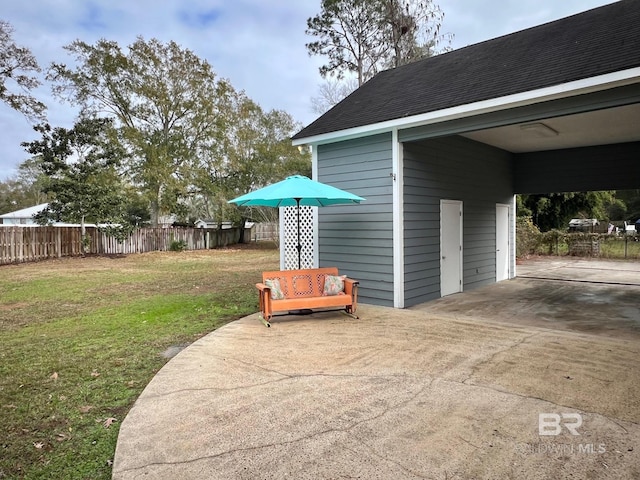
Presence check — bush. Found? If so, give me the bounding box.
[566,232,600,256]
[516,217,541,258]
[540,229,566,255]
[169,239,188,252]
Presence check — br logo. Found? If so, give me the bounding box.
[539,413,582,436]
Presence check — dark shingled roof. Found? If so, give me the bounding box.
[293,0,640,141]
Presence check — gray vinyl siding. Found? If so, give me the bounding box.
[515,142,640,194]
[403,135,513,307]
[317,133,394,306]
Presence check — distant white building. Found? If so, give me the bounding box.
[194,219,254,229]
[0,203,98,227]
[568,218,599,232]
[0,203,48,225]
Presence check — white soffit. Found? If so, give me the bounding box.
[461,103,640,153]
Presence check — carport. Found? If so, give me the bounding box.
[292,1,640,309]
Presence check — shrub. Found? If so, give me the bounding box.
[516,217,541,258]
[540,229,567,255]
[169,239,188,252]
[565,232,600,256]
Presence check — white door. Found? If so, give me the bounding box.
[440,200,462,297]
[496,204,509,282]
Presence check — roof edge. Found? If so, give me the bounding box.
[292,66,640,146]
[0,203,48,218]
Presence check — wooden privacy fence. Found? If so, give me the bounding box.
[0,226,87,264]
[253,222,278,242]
[0,226,246,265]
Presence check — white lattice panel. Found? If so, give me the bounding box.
[280,205,314,270]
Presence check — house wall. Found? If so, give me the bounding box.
[0,217,34,225]
[402,135,514,307]
[316,133,394,306]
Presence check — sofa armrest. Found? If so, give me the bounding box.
[343,278,359,295]
[256,282,273,323]
[343,278,359,315]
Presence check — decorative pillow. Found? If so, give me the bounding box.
[265,278,285,300]
[323,274,346,296]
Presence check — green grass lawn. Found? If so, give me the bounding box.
[598,235,640,259]
[0,244,279,479]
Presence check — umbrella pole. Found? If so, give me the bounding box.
[295,198,301,269]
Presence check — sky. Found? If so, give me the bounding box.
[0,0,618,182]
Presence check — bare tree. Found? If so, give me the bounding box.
[381,0,450,68]
[310,77,359,116]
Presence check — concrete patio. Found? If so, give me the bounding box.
[113,258,640,479]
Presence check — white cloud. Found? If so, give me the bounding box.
[439,0,617,50]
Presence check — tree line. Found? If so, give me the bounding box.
[0,28,310,237]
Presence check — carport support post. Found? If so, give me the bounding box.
[391,129,405,308]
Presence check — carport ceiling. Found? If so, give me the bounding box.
[461,103,640,153]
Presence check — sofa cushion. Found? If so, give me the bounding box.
[265,278,285,300]
[323,274,346,296]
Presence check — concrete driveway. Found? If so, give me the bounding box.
[412,257,640,339]
[113,258,640,479]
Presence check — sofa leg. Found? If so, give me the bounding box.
[342,309,359,320]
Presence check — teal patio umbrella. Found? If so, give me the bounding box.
[229,175,365,268]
